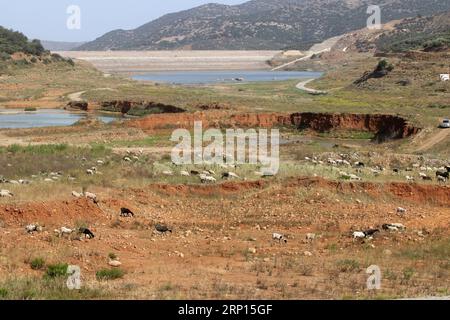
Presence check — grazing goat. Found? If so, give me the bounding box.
[397,207,407,214]
[72,191,83,198]
[155,224,172,234]
[79,227,95,239]
[200,174,216,184]
[306,233,316,242]
[352,231,366,239]
[180,171,190,177]
[0,190,13,197]
[363,229,380,237]
[222,172,240,179]
[26,224,42,234]
[436,170,449,179]
[272,233,288,244]
[120,207,135,217]
[382,223,406,232]
[84,192,98,204]
[55,227,73,237]
[437,175,447,183]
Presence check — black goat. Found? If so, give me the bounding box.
[363,229,380,237]
[436,171,449,179]
[120,207,135,217]
[79,227,95,239]
[155,224,172,234]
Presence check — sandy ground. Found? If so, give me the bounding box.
[57,51,280,73]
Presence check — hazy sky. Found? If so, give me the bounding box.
[0,0,247,42]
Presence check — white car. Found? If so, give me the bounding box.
[439,119,450,128]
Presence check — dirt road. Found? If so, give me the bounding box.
[271,35,343,71]
[415,129,450,152]
[295,78,327,94]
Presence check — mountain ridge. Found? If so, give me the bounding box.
[78,0,450,51]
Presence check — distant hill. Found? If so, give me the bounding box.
[78,0,450,51]
[41,40,87,51]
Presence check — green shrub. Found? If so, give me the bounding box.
[0,288,8,298]
[45,263,68,279]
[96,268,125,281]
[6,144,69,155]
[108,253,117,260]
[0,52,10,61]
[337,259,360,272]
[30,258,46,270]
[24,107,37,112]
[377,59,394,72]
[0,26,45,56]
[13,59,30,66]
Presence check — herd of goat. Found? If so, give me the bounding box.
[0,151,446,248]
[303,155,450,183]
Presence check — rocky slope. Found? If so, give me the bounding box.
[78,0,450,51]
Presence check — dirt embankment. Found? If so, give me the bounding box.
[0,198,105,225]
[101,101,185,115]
[1,178,448,226]
[129,112,420,141]
[151,177,450,207]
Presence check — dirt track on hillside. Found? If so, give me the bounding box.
[415,129,450,152]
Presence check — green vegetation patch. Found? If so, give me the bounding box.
[44,263,68,279]
[96,268,125,281]
[30,258,46,270]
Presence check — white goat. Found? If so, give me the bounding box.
[306,233,316,241]
[55,227,73,237]
[352,231,366,239]
[72,191,83,198]
[273,233,287,243]
[84,192,98,204]
[0,190,13,197]
[397,207,407,214]
[25,224,42,234]
[200,174,216,184]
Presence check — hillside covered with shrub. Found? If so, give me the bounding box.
[0,26,47,59]
[376,11,450,52]
[0,26,76,76]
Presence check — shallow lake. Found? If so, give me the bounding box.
[0,109,117,129]
[132,70,323,85]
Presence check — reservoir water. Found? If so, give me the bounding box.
[0,109,117,129]
[132,70,322,85]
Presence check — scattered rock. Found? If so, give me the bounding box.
[109,260,122,267]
